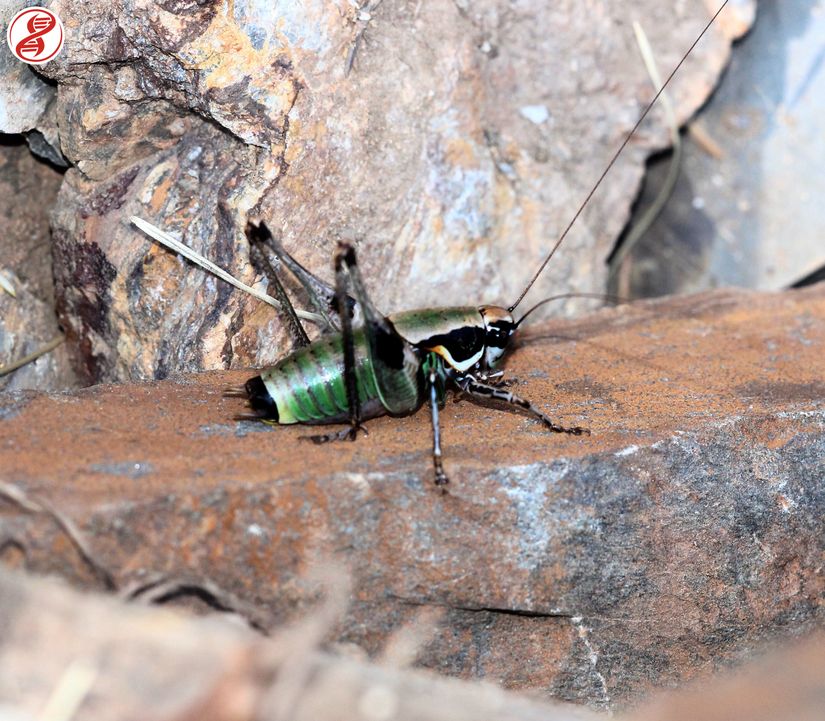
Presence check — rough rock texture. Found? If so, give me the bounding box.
[0,569,597,721]
[1,286,822,709]
[29,0,752,384]
[610,1,822,298]
[0,569,822,721]
[0,140,75,391]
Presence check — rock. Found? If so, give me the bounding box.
[0,141,61,303]
[0,285,822,709]
[0,280,75,391]
[33,0,751,383]
[0,560,823,721]
[0,140,76,391]
[633,634,825,721]
[631,633,825,721]
[0,568,596,721]
[610,2,825,298]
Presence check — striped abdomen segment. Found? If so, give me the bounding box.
[260,330,383,425]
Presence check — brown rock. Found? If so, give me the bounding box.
[1,567,821,721]
[0,140,75,391]
[35,0,750,382]
[0,568,597,721]
[1,285,822,709]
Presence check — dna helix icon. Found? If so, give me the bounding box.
[14,10,56,60]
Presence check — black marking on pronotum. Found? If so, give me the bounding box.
[419,326,486,363]
[373,320,407,370]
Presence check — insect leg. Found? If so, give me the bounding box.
[428,370,449,490]
[303,242,368,444]
[457,378,589,436]
[246,223,311,349]
[248,221,355,333]
[336,242,422,415]
[474,369,517,388]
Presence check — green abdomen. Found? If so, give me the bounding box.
[260,306,481,425]
[261,330,382,425]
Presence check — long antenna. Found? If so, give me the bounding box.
[508,0,730,313]
[514,292,627,327]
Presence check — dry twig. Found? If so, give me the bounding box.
[0,481,116,590]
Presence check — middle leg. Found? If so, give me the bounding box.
[428,370,449,490]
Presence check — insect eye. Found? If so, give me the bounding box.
[485,324,512,349]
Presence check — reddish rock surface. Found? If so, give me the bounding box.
[1,285,823,709]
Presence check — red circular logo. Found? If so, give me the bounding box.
[6,6,64,65]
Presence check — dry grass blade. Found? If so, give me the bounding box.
[130,216,324,326]
[39,659,99,721]
[380,605,446,668]
[262,565,352,721]
[0,481,116,590]
[608,21,684,287]
[0,334,65,378]
[0,269,16,297]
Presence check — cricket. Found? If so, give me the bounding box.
[132,2,729,490]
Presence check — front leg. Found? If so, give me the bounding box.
[457,378,589,436]
[452,370,514,404]
[475,369,518,388]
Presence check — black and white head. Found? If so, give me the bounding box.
[478,305,517,369]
